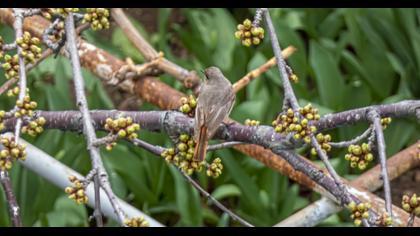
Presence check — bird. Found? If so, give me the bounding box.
[193,66,236,162]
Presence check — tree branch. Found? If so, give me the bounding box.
[0,170,22,226]
[66,13,108,226]
[232,46,296,93]
[129,138,253,226]
[262,8,299,110]
[111,8,201,89]
[0,133,164,226]
[275,141,420,226]
[367,110,392,218]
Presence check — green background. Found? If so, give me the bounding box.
[0,8,419,226]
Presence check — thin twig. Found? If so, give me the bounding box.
[93,134,118,147]
[129,138,253,226]
[21,8,41,17]
[232,46,296,93]
[207,141,244,151]
[329,127,373,148]
[65,13,123,227]
[2,42,17,51]
[131,138,165,155]
[0,78,18,96]
[13,8,26,145]
[0,170,22,226]
[262,8,299,110]
[262,8,354,210]
[1,134,164,226]
[367,110,393,219]
[180,170,254,227]
[110,8,200,89]
[310,135,349,196]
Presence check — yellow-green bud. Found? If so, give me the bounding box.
[118,129,127,138]
[177,143,187,152]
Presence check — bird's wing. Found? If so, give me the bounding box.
[206,87,235,139]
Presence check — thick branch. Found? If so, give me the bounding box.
[276,141,420,226]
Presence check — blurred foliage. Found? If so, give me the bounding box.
[0,8,420,227]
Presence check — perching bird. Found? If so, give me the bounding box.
[193,66,236,162]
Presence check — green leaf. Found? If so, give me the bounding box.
[211,184,241,201]
[169,166,203,226]
[216,149,263,216]
[46,195,88,227]
[309,40,345,110]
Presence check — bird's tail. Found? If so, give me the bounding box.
[193,126,208,162]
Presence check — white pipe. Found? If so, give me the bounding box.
[2,133,164,227]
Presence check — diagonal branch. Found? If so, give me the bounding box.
[0,133,164,226]
[65,13,130,227]
[111,8,200,89]
[275,141,420,226]
[367,109,392,218]
[262,8,353,210]
[262,8,299,110]
[232,46,296,93]
[130,138,253,226]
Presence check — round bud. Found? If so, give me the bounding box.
[243,19,252,29]
[242,38,251,47]
[234,31,243,39]
[118,129,127,138]
[177,143,187,152]
[65,187,73,194]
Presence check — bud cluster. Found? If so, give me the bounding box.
[344,143,373,170]
[375,212,393,226]
[0,136,27,170]
[16,31,42,64]
[310,133,332,156]
[347,201,370,226]
[401,193,420,216]
[2,54,19,80]
[15,95,37,118]
[41,8,80,19]
[272,104,319,143]
[6,86,26,97]
[244,119,260,126]
[160,134,205,176]
[65,175,88,205]
[234,19,264,47]
[179,95,197,117]
[380,117,392,129]
[21,117,46,137]
[206,157,223,178]
[104,117,140,150]
[124,216,149,227]
[83,8,111,31]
